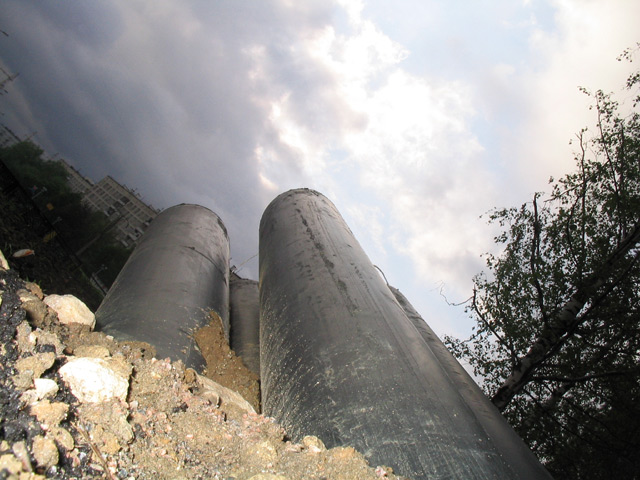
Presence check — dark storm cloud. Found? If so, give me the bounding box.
[0,0,348,279]
[27,1,125,49]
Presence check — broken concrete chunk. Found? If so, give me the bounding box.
[59,357,130,403]
[196,373,256,414]
[44,294,95,329]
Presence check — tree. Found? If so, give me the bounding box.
[0,140,132,288]
[0,141,109,252]
[445,50,640,479]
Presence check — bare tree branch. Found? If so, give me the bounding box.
[471,288,519,366]
[530,193,550,327]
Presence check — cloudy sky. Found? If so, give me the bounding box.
[1,0,638,338]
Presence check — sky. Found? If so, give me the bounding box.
[1,0,638,340]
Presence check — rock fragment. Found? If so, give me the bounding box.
[13,352,56,389]
[247,439,278,463]
[0,451,23,476]
[73,345,110,358]
[24,281,43,299]
[43,294,95,329]
[32,329,65,355]
[15,352,56,378]
[196,373,256,414]
[21,378,59,405]
[19,289,55,327]
[11,440,33,472]
[29,400,69,428]
[59,356,130,403]
[48,426,74,451]
[34,378,59,397]
[302,435,326,453]
[15,321,35,354]
[32,435,59,469]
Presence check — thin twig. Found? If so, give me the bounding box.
[75,423,117,480]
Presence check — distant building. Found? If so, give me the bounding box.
[57,160,159,247]
[58,159,94,194]
[2,128,159,248]
[81,175,159,248]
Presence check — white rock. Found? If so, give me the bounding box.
[196,373,256,414]
[20,378,60,406]
[44,294,95,329]
[34,378,59,399]
[59,357,129,403]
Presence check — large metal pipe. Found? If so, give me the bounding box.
[229,272,260,376]
[388,286,552,478]
[259,189,551,480]
[95,204,229,371]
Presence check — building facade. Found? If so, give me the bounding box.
[59,159,94,195]
[81,175,159,248]
[1,128,157,249]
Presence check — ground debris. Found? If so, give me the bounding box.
[0,260,411,480]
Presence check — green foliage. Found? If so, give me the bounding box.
[445,54,640,479]
[0,141,131,288]
[83,241,133,286]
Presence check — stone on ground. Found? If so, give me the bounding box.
[59,357,130,403]
[43,294,95,329]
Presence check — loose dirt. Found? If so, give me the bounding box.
[194,313,260,413]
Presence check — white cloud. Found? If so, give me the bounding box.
[256,4,496,296]
[506,0,640,193]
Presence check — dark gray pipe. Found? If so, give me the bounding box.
[259,189,551,480]
[389,286,552,479]
[95,204,229,371]
[229,272,260,376]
